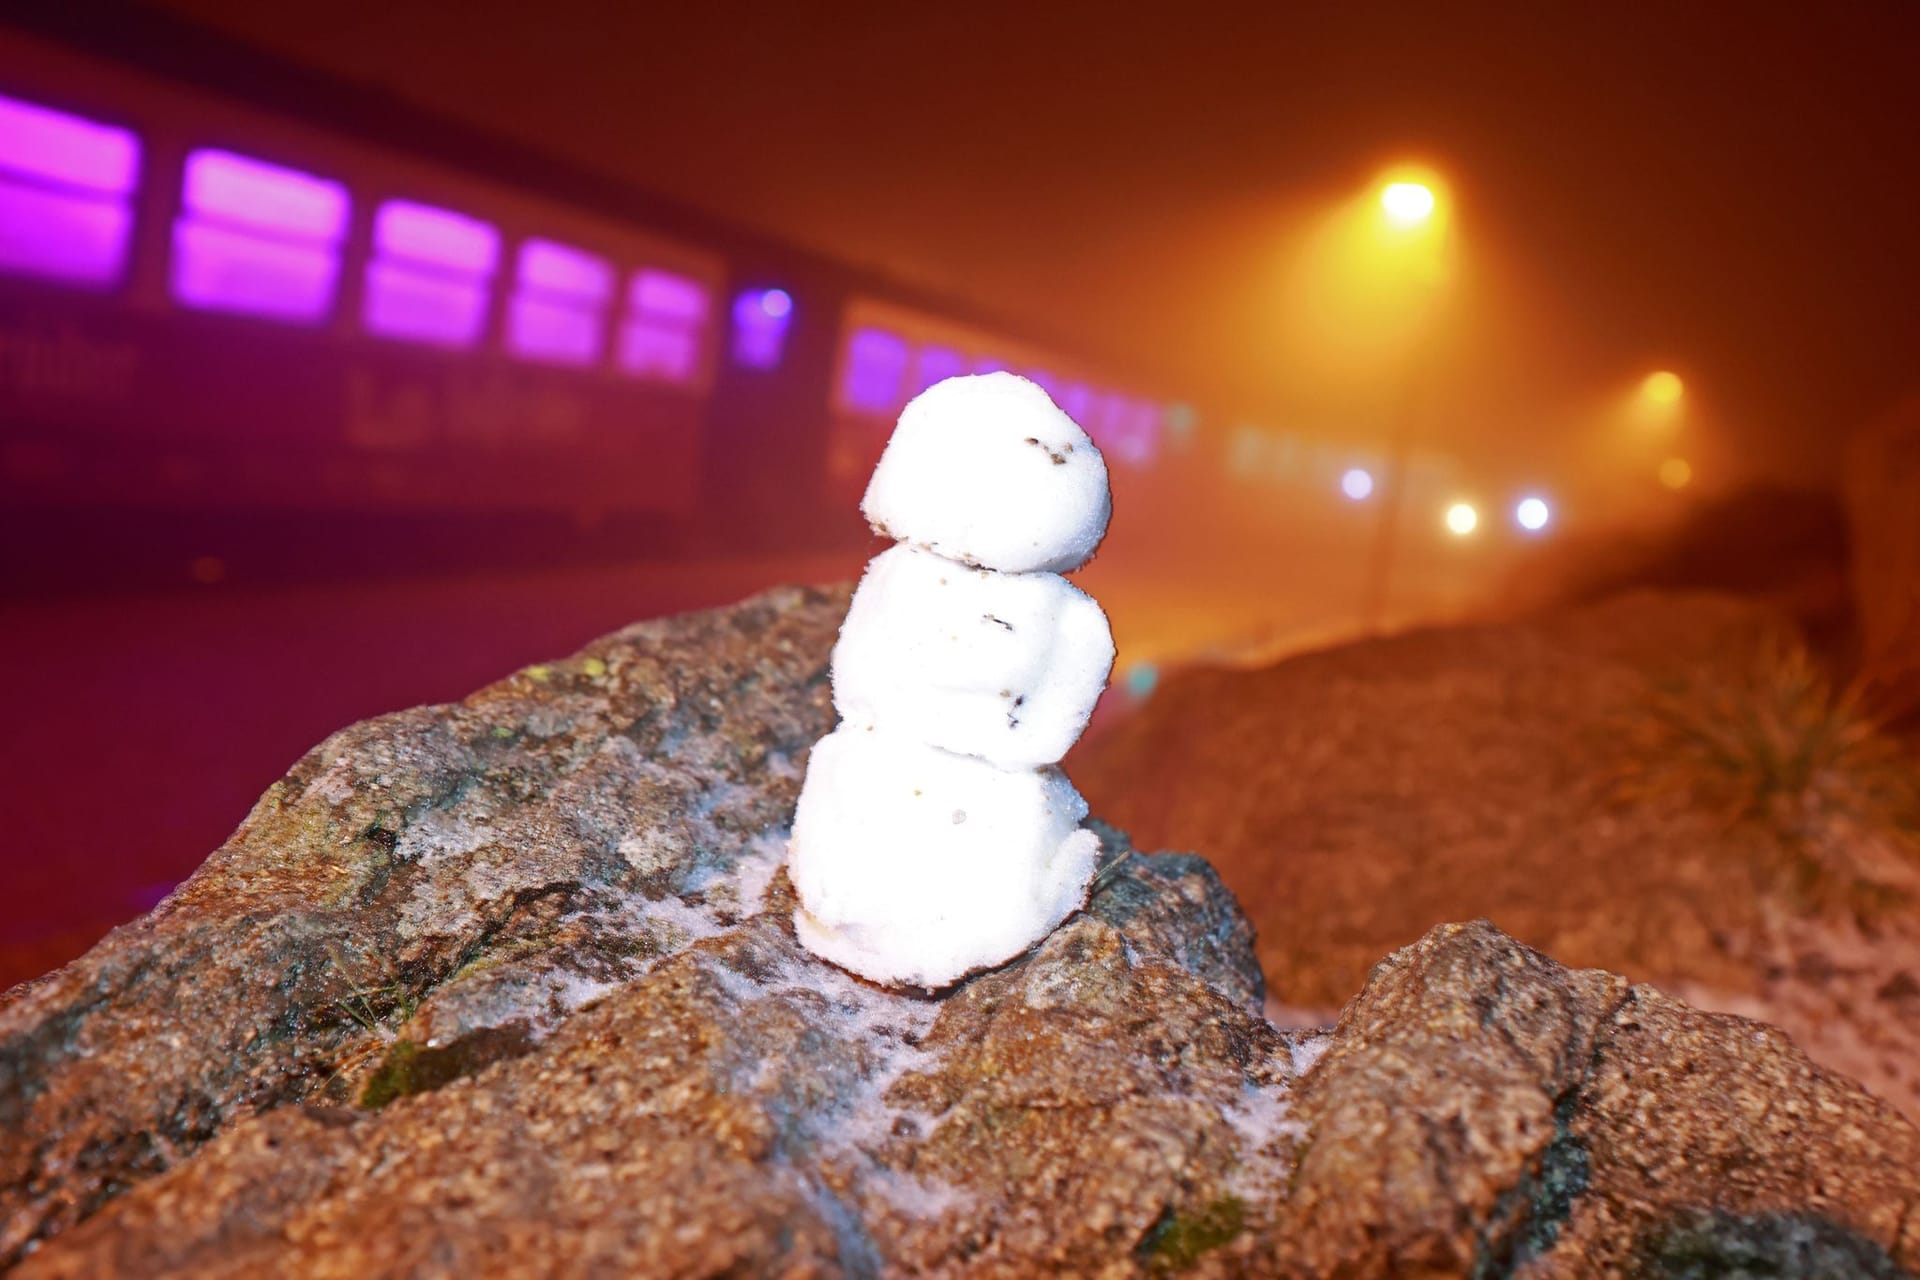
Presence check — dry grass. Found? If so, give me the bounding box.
[1613,637,1920,918]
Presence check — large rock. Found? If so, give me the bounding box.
[3,587,1916,1276]
[1075,590,1920,1122]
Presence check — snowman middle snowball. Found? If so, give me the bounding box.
[787,372,1116,988]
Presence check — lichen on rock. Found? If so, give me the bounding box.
[1,586,1915,1277]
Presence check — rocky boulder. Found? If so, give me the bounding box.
[3,587,1916,1276]
[1075,590,1920,1122]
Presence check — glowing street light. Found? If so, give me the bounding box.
[1515,496,1551,531]
[1444,502,1478,536]
[1341,467,1375,500]
[1659,457,1693,490]
[1641,370,1683,406]
[1380,181,1437,227]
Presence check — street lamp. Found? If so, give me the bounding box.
[1642,370,1683,406]
[1356,165,1454,630]
[1381,181,1437,227]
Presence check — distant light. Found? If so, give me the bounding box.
[1380,181,1436,227]
[1515,496,1551,531]
[1642,370,1684,405]
[732,288,794,369]
[1125,662,1159,699]
[1445,502,1478,536]
[1341,467,1375,500]
[1659,457,1693,490]
[1165,403,1198,438]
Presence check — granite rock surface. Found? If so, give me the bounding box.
[1076,590,1920,1121]
[3,586,1915,1277]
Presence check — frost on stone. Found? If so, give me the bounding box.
[790,372,1115,988]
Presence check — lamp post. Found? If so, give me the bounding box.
[1356,172,1452,631]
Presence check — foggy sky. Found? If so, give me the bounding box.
[151,0,1920,484]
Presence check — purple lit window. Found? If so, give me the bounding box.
[731,287,793,369]
[172,149,347,323]
[971,354,1010,375]
[0,93,141,288]
[1058,382,1095,422]
[1092,394,1160,466]
[618,268,709,384]
[363,199,499,348]
[908,345,966,396]
[841,328,909,412]
[508,238,613,366]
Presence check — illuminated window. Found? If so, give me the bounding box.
[841,328,909,413]
[907,345,965,396]
[0,93,141,288]
[1023,369,1061,401]
[506,238,612,366]
[731,287,792,369]
[618,268,708,384]
[362,200,498,348]
[1057,383,1095,422]
[971,354,1010,375]
[1092,394,1160,466]
[172,150,348,323]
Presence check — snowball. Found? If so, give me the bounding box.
[787,726,1100,988]
[832,544,1114,768]
[862,372,1111,574]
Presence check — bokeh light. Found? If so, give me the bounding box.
[1642,370,1684,405]
[1341,467,1374,500]
[1380,181,1436,227]
[1445,502,1478,536]
[1658,457,1693,490]
[1515,496,1550,531]
[760,287,793,318]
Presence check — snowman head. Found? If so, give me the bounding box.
[861,373,1112,575]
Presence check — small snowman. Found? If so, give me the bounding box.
[787,372,1116,988]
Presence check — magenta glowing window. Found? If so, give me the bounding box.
[172,149,348,323]
[1058,382,1095,423]
[508,238,613,366]
[1023,369,1061,402]
[1093,394,1160,466]
[363,199,499,348]
[618,268,709,384]
[908,345,966,396]
[0,93,141,288]
[841,328,909,413]
[971,355,1010,375]
[731,288,793,369]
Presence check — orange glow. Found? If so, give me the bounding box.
[1444,501,1478,536]
[1380,181,1436,226]
[1658,457,1693,489]
[1642,370,1684,405]
[1276,165,1456,387]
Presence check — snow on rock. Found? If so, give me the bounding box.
[788,726,1099,988]
[832,543,1114,768]
[862,372,1111,574]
